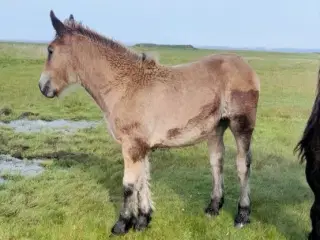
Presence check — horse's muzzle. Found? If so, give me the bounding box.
[38,72,57,98]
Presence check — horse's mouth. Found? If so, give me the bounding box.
[38,72,57,98]
[38,81,57,98]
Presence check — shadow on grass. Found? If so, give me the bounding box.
[31,146,311,239]
[149,148,311,239]
[29,150,125,206]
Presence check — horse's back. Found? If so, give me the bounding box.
[204,53,260,91]
[172,53,259,92]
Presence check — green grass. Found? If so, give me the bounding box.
[0,42,319,239]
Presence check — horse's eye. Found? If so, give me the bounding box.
[48,46,53,55]
[47,46,53,60]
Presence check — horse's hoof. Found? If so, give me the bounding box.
[133,212,152,231]
[234,221,248,229]
[133,220,148,232]
[205,197,224,217]
[111,218,133,235]
[234,204,250,228]
[204,207,220,217]
[234,214,250,228]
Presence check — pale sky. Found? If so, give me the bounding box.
[1,0,320,49]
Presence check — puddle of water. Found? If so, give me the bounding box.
[0,154,45,184]
[0,119,100,133]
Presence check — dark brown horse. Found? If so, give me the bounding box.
[38,11,260,235]
[295,68,320,240]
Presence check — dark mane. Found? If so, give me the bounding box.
[295,67,320,168]
[60,19,155,63]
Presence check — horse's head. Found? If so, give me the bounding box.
[38,11,78,98]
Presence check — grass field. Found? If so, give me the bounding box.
[0,41,319,240]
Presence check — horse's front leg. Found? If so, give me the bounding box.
[135,155,153,231]
[111,139,152,235]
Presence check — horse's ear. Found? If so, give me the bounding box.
[69,14,75,22]
[50,10,67,36]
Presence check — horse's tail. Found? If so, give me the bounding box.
[294,67,320,162]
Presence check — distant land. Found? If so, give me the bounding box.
[197,45,320,54]
[133,43,197,50]
[1,39,320,54]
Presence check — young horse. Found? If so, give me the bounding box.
[295,68,320,240]
[38,11,260,235]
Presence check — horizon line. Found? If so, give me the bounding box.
[1,39,319,54]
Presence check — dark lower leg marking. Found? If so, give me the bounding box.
[205,196,224,216]
[134,208,153,231]
[111,215,135,235]
[234,204,251,228]
[122,184,136,217]
[229,116,254,228]
[111,184,137,235]
[234,153,252,228]
[111,140,151,235]
[133,157,153,231]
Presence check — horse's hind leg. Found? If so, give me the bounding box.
[205,120,228,216]
[229,115,254,228]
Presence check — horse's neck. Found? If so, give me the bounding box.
[74,47,134,113]
[77,78,106,114]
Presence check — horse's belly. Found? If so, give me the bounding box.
[151,124,213,148]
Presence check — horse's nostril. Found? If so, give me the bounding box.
[43,83,50,95]
[38,73,55,98]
